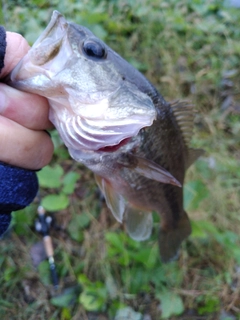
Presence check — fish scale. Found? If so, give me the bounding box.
[7,10,203,262]
[119,104,186,215]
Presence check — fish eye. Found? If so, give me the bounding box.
[82,40,106,59]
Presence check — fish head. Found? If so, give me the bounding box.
[9,11,157,157]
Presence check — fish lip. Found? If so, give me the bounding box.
[7,10,70,90]
[34,11,68,46]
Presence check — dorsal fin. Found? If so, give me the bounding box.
[170,100,195,146]
[186,148,205,169]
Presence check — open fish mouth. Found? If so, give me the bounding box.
[9,11,69,87]
[98,137,131,152]
[52,112,151,153]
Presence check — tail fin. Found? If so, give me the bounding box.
[159,211,191,263]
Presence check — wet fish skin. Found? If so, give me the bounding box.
[7,11,202,262]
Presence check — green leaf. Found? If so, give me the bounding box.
[121,267,150,294]
[3,266,17,282]
[61,308,71,320]
[62,171,80,195]
[149,266,166,287]
[51,293,74,308]
[51,285,81,307]
[232,247,240,264]
[37,164,64,189]
[157,291,184,319]
[184,180,209,210]
[67,213,91,242]
[191,220,208,239]
[79,281,107,312]
[11,206,35,235]
[117,250,131,267]
[197,296,220,315]
[105,232,136,266]
[79,291,102,311]
[105,232,124,251]
[38,261,51,286]
[78,274,107,311]
[41,194,69,211]
[131,245,158,269]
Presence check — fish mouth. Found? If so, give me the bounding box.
[98,137,131,152]
[8,11,70,90]
[33,11,67,47]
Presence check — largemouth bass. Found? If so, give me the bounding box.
[7,11,202,262]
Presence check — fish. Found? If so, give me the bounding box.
[7,11,203,262]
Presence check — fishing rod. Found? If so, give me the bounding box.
[35,204,59,289]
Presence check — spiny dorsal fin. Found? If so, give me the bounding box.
[170,100,195,146]
[170,101,204,168]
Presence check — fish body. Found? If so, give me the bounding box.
[8,11,202,261]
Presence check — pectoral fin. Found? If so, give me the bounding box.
[133,156,181,187]
[159,210,191,262]
[95,174,125,223]
[124,206,153,241]
[118,154,181,187]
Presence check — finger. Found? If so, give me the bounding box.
[1,32,30,78]
[0,115,54,170]
[0,83,53,130]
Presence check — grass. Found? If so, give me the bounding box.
[1,0,240,319]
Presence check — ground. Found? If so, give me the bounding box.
[1,1,240,319]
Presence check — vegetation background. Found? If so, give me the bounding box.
[1,0,240,319]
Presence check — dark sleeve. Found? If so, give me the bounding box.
[0,27,39,237]
[0,26,6,71]
[0,163,38,235]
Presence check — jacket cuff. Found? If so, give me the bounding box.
[0,162,38,211]
[0,163,39,237]
[0,213,11,237]
[0,26,6,74]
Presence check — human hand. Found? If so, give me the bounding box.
[0,31,54,170]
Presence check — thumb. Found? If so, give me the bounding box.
[1,32,30,78]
